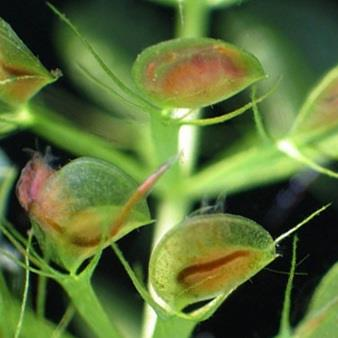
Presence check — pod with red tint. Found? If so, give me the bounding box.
[149,213,276,310]
[17,153,169,271]
[0,17,59,107]
[132,37,265,109]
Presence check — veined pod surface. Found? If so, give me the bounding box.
[0,17,59,106]
[17,154,152,271]
[149,213,276,310]
[132,38,265,109]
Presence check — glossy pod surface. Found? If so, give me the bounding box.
[132,38,265,109]
[149,213,276,309]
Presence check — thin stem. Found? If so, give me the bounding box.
[51,304,76,338]
[177,81,279,128]
[277,139,338,179]
[274,204,331,245]
[36,268,48,318]
[279,236,298,338]
[0,167,17,216]
[14,230,33,338]
[251,86,272,142]
[0,248,55,277]
[47,3,158,112]
[176,0,210,38]
[177,87,273,126]
[78,64,158,113]
[0,220,56,274]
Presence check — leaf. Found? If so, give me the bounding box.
[149,213,276,310]
[132,37,265,109]
[293,263,338,338]
[0,17,59,106]
[292,65,338,136]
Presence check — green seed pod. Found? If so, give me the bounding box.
[16,153,164,271]
[149,213,276,310]
[0,17,59,106]
[132,37,265,109]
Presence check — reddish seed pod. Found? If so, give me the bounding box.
[0,17,59,106]
[149,213,276,310]
[132,38,265,109]
[16,153,166,271]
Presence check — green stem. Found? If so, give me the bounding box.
[36,273,48,319]
[151,316,197,338]
[176,0,210,38]
[141,2,211,338]
[59,275,124,338]
[278,236,298,338]
[24,105,145,181]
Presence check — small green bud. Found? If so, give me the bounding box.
[0,17,60,107]
[132,38,265,109]
[149,213,276,310]
[16,153,165,271]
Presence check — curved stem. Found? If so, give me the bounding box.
[279,236,298,338]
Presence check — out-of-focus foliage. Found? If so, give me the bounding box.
[293,263,338,338]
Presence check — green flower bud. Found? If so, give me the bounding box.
[149,213,276,310]
[16,153,165,271]
[0,17,60,107]
[132,37,265,109]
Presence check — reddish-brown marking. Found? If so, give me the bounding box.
[40,215,64,234]
[69,234,101,248]
[161,51,243,96]
[177,250,250,286]
[0,62,47,103]
[146,62,156,82]
[1,63,34,78]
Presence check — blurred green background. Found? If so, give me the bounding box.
[1,0,337,337]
